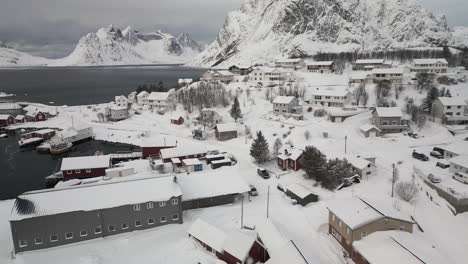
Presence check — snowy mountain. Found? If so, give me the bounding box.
[0,25,202,67]
[452,26,468,48]
[189,0,453,67]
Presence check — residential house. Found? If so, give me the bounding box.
[25,110,47,122]
[249,67,296,87]
[60,155,111,179]
[187,219,267,264]
[201,70,234,84]
[160,144,207,163]
[200,108,223,128]
[275,58,304,69]
[18,129,56,147]
[15,115,26,123]
[360,124,381,138]
[215,123,238,141]
[272,96,303,120]
[9,176,182,254]
[410,58,448,74]
[440,142,468,160]
[147,92,174,112]
[277,145,303,171]
[367,68,404,83]
[0,114,15,127]
[306,61,335,73]
[128,91,137,103]
[449,155,468,183]
[228,65,253,76]
[310,87,356,107]
[136,91,149,106]
[327,197,414,255]
[431,97,468,125]
[285,183,318,206]
[328,108,362,123]
[107,104,129,121]
[353,59,386,71]
[346,155,377,179]
[170,115,184,125]
[371,107,409,134]
[140,136,177,158]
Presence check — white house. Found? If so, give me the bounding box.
[410,58,448,74]
[310,87,356,107]
[107,104,129,121]
[136,91,149,106]
[353,59,386,71]
[449,155,468,184]
[249,67,296,87]
[147,92,174,112]
[346,155,377,179]
[273,96,303,120]
[367,68,404,83]
[128,91,137,103]
[440,142,468,160]
[431,97,468,125]
[201,70,234,84]
[115,95,131,108]
[275,58,305,69]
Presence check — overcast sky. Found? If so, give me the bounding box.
[0,0,466,59]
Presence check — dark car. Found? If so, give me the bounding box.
[428,173,441,183]
[436,161,450,169]
[412,151,429,161]
[430,151,443,159]
[433,147,445,155]
[257,168,270,179]
[408,133,420,139]
[277,183,285,192]
[248,185,258,196]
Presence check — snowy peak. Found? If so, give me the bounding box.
[190,0,454,67]
[177,33,203,52]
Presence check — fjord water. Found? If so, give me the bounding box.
[0,65,205,199]
[0,65,206,105]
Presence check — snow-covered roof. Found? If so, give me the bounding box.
[307,61,334,66]
[353,231,449,264]
[370,68,404,75]
[360,124,381,133]
[22,129,56,137]
[440,142,468,155]
[178,78,193,84]
[346,156,373,170]
[449,155,468,168]
[187,218,226,252]
[311,87,350,97]
[223,231,257,261]
[25,110,41,117]
[206,154,226,159]
[148,92,170,101]
[276,58,302,63]
[160,144,207,159]
[139,136,177,148]
[286,183,315,199]
[374,107,403,117]
[0,114,12,119]
[10,176,182,221]
[437,97,467,106]
[255,219,287,256]
[360,196,413,223]
[273,96,295,104]
[265,241,307,264]
[137,91,149,97]
[182,158,202,166]
[15,115,25,119]
[216,70,235,76]
[327,198,383,229]
[277,145,303,161]
[211,158,231,164]
[216,123,237,133]
[60,155,111,171]
[355,59,385,64]
[413,58,448,65]
[178,168,249,201]
[171,158,181,164]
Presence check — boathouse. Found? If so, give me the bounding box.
[25,110,47,122]
[0,114,15,127]
[140,137,177,158]
[60,155,111,179]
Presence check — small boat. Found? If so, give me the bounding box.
[49,135,73,155]
[0,133,7,138]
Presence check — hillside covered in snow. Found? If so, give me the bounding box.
[0,25,202,67]
[190,0,454,67]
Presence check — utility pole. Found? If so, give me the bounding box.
[391,163,396,197]
[241,195,244,229]
[344,135,348,154]
[245,125,248,144]
[267,185,270,218]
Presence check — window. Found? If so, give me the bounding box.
[108,225,115,232]
[75,170,81,173]
[80,230,88,237]
[346,228,350,235]
[159,201,166,207]
[331,214,335,221]
[172,198,178,205]
[135,220,142,227]
[95,226,102,234]
[134,204,141,211]
[361,232,367,238]
[148,218,155,225]
[65,232,73,240]
[34,237,43,245]
[147,202,154,209]
[50,235,58,242]
[19,240,27,248]
[399,226,405,231]
[67,170,72,174]
[338,220,342,227]
[160,216,167,223]
[86,169,91,173]
[172,214,179,221]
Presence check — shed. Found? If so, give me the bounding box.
[215,123,238,141]
[206,154,226,164]
[182,158,203,172]
[170,116,184,125]
[285,183,318,206]
[211,158,232,169]
[360,124,381,138]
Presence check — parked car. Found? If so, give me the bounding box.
[408,133,420,139]
[428,173,441,183]
[412,151,429,161]
[257,168,270,179]
[248,185,258,196]
[277,183,285,192]
[430,151,443,159]
[453,172,468,184]
[433,147,445,155]
[436,161,450,169]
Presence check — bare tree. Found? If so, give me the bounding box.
[396,181,418,202]
[272,138,283,158]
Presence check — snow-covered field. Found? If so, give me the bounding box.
[1,69,468,263]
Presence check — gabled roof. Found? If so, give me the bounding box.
[311,87,350,97]
[273,96,296,104]
[360,124,381,133]
[345,155,375,170]
[182,158,202,166]
[327,198,383,229]
[215,70,234,76]
[277,145,303,161]
[355,59,385,64]
[413,58,448,65]
[61,155,111,171]
[449,155,468,168]
[256,219,287,256]
[15,115,25,119]
[374,107,403,117]
[148,92,170,101]
[216,123,238,133]
[223,231,257,261]
[437,97,467,106]
[25,110,42,117]
[10,176,182,221]
[307,61,334,66]
[187,219,226,252]
[137,91,149,97]
[0,114,13,120]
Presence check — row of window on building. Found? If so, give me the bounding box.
[18,214,180,248]
[133,199,178,211]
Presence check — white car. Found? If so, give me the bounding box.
[453,172,468,184]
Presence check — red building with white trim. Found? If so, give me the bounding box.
[306,61,335,73]
[0,114,15,127]
[25,110,47,122]
[160,145,207,163]
[60,155,111,179]
[170,116,184,125]
[140,137,177,158]
[277,146,303,171]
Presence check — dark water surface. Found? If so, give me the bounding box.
[0,65,205,105]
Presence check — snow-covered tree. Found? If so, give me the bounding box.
[325,158,355,190]
[300,146,327,181]
[230,96,242,122]
[250,131,270,164]
[396,181,418,202]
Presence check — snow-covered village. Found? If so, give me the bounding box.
[1,0,468,264]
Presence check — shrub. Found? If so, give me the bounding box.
[307,107,313,113]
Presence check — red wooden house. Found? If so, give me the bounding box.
[20,129,56,140]
[277,146,303,171]
[306,61,335,73]
[160,145,207,163]
[0,114,15,127]
[60,155,111,179]
[170,116,184,125]
[140,137,177,158]
[188,219,268,264]
[25,110,47,122]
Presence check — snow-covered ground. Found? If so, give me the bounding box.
[1,69,468,263]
